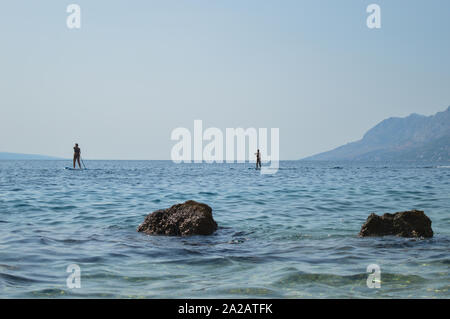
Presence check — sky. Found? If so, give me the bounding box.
[0,0,449,160]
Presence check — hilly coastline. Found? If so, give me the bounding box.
[303,106,450,161]
[0,152,62,160]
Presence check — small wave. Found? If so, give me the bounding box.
[74,256,106,263]
[13,203,32,208]
[232,230,254,237]
[228,255,287,263]
[362,237,437,249]
[40,236,93,244]
[0,272,41,286]
[0,264,18,271]
[198,191,218,196]
[51,205,77,211]
[165,256,233,267]
[227,238,246,244]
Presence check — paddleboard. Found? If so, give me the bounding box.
[65,167,85,170]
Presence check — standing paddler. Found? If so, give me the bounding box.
[73,143,81,169]
[255,149,262,170]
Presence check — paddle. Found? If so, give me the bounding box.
[80,155,87,169]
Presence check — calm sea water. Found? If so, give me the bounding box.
[0,160,449,298]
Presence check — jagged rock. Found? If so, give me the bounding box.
[137,200,218,236]
[359,210,433,238]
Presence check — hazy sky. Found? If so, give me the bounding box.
[1,0,449,160]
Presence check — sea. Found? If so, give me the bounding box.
[0,160,449,298]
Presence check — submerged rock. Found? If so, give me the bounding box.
[137,200,218,236]
[359,210,433,238]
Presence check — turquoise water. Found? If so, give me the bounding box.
[0,160,449,298]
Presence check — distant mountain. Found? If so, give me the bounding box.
[0,152,62,160]
[303,106,450,161]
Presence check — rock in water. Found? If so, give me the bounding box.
[137,200,218,236]
[359,210,433,238]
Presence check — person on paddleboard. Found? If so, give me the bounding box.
[73,143,81,169]
[255,149,262,169]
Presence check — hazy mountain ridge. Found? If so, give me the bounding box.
[0,152,62,160]
[303,106,450,161]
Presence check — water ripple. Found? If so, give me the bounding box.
[0,160,448,298]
